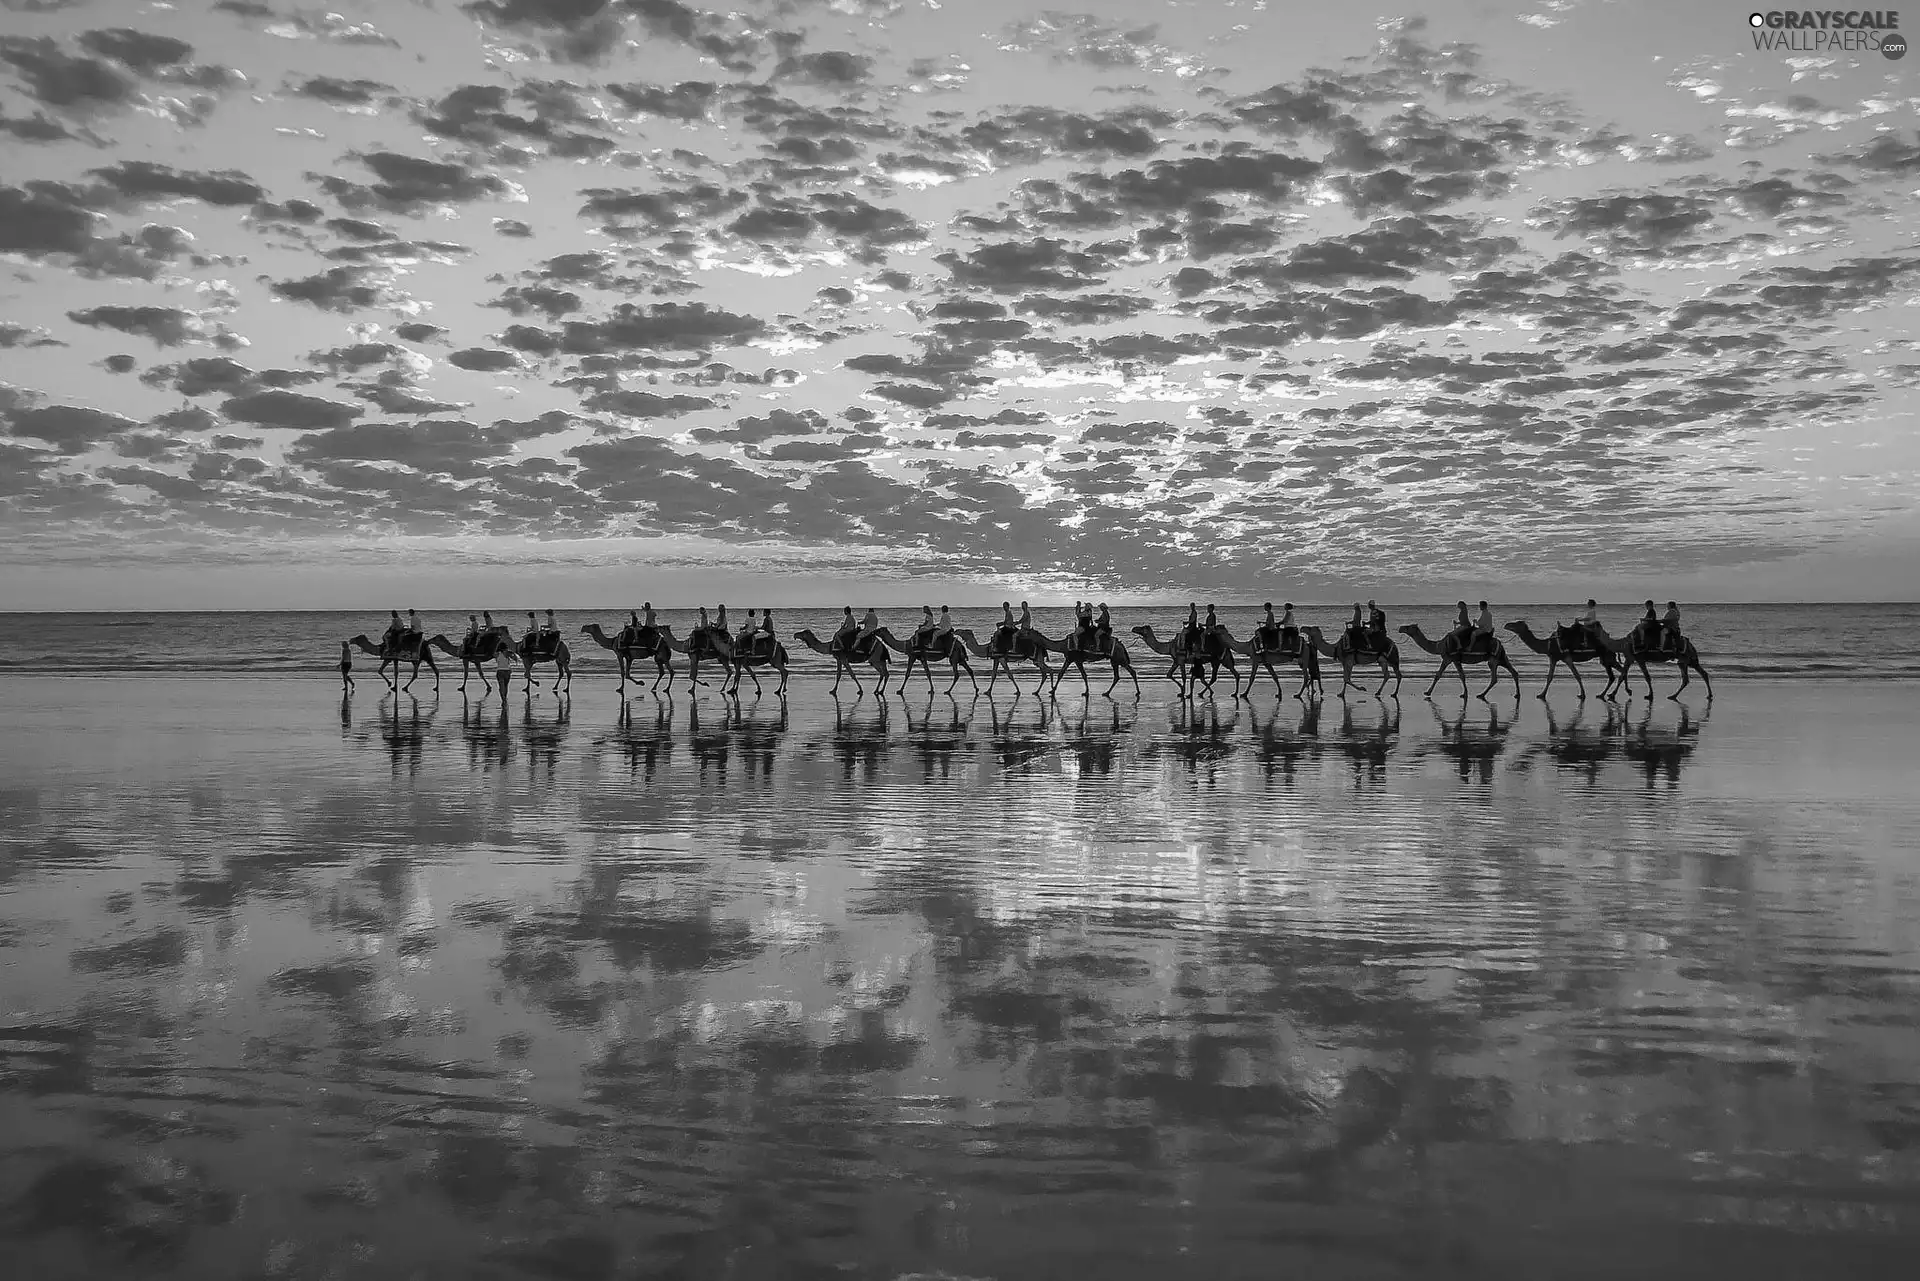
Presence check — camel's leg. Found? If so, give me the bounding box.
[1693,660,1712,699]
[1479,663,1500,700]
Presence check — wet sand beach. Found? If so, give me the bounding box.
[3,676,1920,1279]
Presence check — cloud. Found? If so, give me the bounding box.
[0,36,139,114]
[221,390,364,430]
[314,152,519,214]
[447,347,523,372]
[85,160,265,207]
[287,418,513,474]
[6,402,140,453]
[66,305,208,346]
[270,266,390,312]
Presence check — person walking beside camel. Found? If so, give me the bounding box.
[494,641,513,698]
[339,640,354,692]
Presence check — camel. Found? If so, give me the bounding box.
[872,627,978,694]
[674,624,736,690]
[1591,623,1712,701]
[693,627,790,696]
[1397,624,1522,699]
[794,628,890,696]
[348,633,439,692]
[1504,620,1626,701]
[1301,626,1402,698]
[514,630,572,695]
[426,627,512,692]
[1039,629,1141,697]
[1232,625,1324,700]
[954,627,1053,693]
[1130,625,1237,698]
[580,622,674,695]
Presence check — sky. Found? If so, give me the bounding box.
[0,0,1916,610]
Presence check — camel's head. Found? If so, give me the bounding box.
[1396,624,1415,636]
[1130,624,1151,636]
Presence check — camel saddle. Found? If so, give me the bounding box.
[1257,626,1298,656]
[1554,624,1597,655]
[526,630,561,658]
[744,633,776,658]
[1348,628,1387,656]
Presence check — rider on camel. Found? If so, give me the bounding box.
[1204,604,1221,654]
[997,601,1017,646]
[758,609,776,650]
[523,611,540,653]
[1578,599,1602,648]
[1279,602,1299,652]
[934,606,954,648]
[1017,601,1034,644]
[858,608,881,652]
[1258,602,1279,650]
[1183,603,1202,655]
[1346,602,1365,651]
[1470,601,1494,654]
[1639,600,1660,649]
[1367,600,1387,647]
[1094,603,1112,654]
[1451,601,1472,647]
[912,605,936,649]
[833,606,858,653]
[406,609,422,641]
[1662,601,1683,653]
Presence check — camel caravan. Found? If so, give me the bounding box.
[341,598,1710,703]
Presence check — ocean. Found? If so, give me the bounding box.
[0,601,1912,682]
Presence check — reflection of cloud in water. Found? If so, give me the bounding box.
[2,677,1919,1275]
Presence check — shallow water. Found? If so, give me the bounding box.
[3,676,1920,1279]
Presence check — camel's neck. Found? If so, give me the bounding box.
[1403,628,1442,655]
[1509,625,1549,654]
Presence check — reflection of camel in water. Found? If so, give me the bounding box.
[1156,699,1239,777]
[1427,700,1512,784]
[1302,626,1403,698]
[1591,624,1713,702]
[1067,700,1129,776]
[607,696,675,781]
[873,627,978,694]
[1335,696,1400,782]
[685,697,732,779]
[348,633,440,692]
[460,688,512,771]
[954,628,1053,694]
[1623,702,1705,788]
[517,692,570,778]
[827,691,891,782]
[426,627,511,692]
[1398,624,1522,700]
[901,691,973,781]
[579,623,675,695]
[981,697,1053,772]
[793,629,890,696]
[1505,620,1626,701]
[1130,625,1236,698]
[725,694,789,781]
[1249,698,1322,784]
[1525,700,1621,785]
